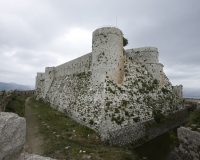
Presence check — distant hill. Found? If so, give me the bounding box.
[0,82,34,91]
[183,88,200,98]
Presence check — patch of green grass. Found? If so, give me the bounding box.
[169,130,179,148]
[189,109,200,125]
[29,98,140,160]
[5,95,28,117]
[152,109,165,123]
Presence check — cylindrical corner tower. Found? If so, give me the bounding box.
[91,27,124,84]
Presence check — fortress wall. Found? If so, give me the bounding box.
[55,53,92,77]
[35,27,185,145]
[100,60,185,141]
[108,110,188,146]
[43,71,105,134]
[44,67,55,96]
[144,63,164,85]
[163,73,173,91]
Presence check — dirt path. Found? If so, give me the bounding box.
[22,97,44,155]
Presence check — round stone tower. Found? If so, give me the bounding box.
[91,27,124,84]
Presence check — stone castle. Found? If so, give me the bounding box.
[35,27,186,145]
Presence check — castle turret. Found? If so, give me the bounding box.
[91,27,124,84]
[44,67,55,97]
[35,72,45,89]
[126,47,165,86]
[126,47,159,63]
[173,85,183,101]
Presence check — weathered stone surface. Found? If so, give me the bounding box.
[35,26,185,145]
[17,152,57,160]
[171,127,200,160]
[0,91,14,112]
[0,112,26,160]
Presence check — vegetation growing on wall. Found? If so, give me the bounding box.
[169,130,180,148]
[104,61,182,127]
[123,37,128,47]
[152,109,165,123]
[187,108,200,131]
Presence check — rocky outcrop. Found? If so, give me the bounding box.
[14,152,56,160]
[171,127,200,160]
[0,112,26,160]
[0,112,56,160]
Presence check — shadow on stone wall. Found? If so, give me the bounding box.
[108,110,189,147]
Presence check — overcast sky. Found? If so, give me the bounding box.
[0,0,199,89]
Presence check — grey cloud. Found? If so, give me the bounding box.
[0,0,199,88]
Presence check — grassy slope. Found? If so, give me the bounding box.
[29,98,140,160]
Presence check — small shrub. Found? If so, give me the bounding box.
[106,101,112,107]
[123,37,128,47]
[133,117,139,122]
[125,110,129,116]
[189,109,200,125]
[122,100,129,107]
[153,79,159,85]
[162,88,169,94]
[115,108,120,113]
[153,109,165,123]
[89,119,94,125]
[169,130,179,148]
[107,87,115,94]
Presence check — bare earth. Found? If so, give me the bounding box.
[22,97,44,155]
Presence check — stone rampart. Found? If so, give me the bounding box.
[35,27,184,144]
[108,109,188,146]
[55,52,92,77]
[17,90,35,95]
